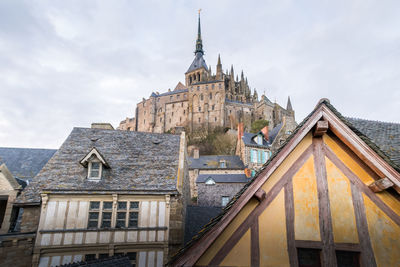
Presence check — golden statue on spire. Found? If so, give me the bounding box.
[198,8,202,15]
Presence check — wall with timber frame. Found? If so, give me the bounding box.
[194,131,400,267]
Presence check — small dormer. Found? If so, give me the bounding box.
[256,134,263,145]
[80,148,110,181]
[205,177,216,185]
[219,160,227,168]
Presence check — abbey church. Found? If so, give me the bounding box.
[119,13,295,133]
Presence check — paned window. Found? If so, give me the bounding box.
[212,105,215,110]
[251,149,258,163]
[129,201,139,227]
[88,201,100,229]
[221,196,230,207]
[212,84,215,89]
[85,254,96,261]
[116,201,127,228]
[297,248,321,267]
[101,201,112,228]
[89,162,101,178]
[336,251,360,267]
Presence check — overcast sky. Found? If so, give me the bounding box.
[1,0,399,149]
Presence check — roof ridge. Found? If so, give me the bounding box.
[346,116,400,125]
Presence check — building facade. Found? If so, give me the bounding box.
[120,14,295,134]
[0,148,56,267]
[170,99,400,267]
[14,127,189,267]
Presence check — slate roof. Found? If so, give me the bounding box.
[346,118,400,167]
[157,88,188,97]
[186,53,208,73]
[225,99,253,106]
[169,99,400,264]
[188,155,245,170]
[0,147,56,182]
[242,132,270,148]
[58,256,131,267]
[268,123,283,143]
[196,173,249,183]
[184,205,222,245]
[16,128,181,204]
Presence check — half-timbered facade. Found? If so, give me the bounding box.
[170,99,400,267]
[16,127,189,267]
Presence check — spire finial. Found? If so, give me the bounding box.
[217,54,221,65]
[194,9,204,55]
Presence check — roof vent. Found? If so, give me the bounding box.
[91,123,114,130]
[152,139,162,145]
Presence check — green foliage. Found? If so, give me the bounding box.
[251,119,269,133]
[187,125,236,155]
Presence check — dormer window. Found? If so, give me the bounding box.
[80,147,110,181]
[256,135,263,145]
[219,160,226,168]
[205,177,216,185]
[89,161,101,179]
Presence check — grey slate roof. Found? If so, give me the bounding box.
[346,118,400,167]
[188,155,245,170]
[184,205,222,245]
[269,123,283,143]
[16,128,181,204]
[186,53,208,73]
[242,132,270,148]
[0,147,56,182]
[157,88,188,97]
[196,173,249,183]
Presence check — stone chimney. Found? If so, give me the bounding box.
[261,126,269,140]
[193,148,200,159]
[91,123,114,130]
[237,123,244,140]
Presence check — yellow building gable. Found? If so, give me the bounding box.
[170,100,400,267]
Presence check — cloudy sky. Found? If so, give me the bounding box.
[1,0,399,148]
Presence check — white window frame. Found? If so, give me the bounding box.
[257,135,263,145]
[88,160,102,180]
[221,196,230,207]
[205,178,216,185]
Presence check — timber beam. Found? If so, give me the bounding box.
[369,177,394,192]
[313,120,329,137]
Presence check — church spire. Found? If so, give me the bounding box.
[286,96,293,111]
[195,9,204,55]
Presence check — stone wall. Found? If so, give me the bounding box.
[0,233,35,267]
[188,169,244,200]
[168,195,184,258]
[20,206,40,233]
[197,183,247,207]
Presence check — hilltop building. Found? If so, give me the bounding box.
[119,13,295,133]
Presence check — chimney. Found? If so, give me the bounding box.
[193,148,200,159]
[261,126,269,140]
[237,123,244,140]
[91,123,114,130]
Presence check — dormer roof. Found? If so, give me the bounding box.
[80,147,110,168]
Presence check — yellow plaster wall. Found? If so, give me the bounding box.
[261,132,313,195]
[196,199,259,266]
[259,190,289,267]
[292,155,320,241]
[325,158,359,243]
[323,134,375,185]
[324,134,400,217]
[220,229,251,266]
[196,134,313,266]
[363,195,400,267]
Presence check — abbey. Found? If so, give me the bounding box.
[119,13,295,133]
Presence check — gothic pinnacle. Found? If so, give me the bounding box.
[194,9,204,55]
